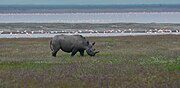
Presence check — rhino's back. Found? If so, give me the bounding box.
[52,35,87,52]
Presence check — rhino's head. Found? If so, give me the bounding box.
[86,42,99,56]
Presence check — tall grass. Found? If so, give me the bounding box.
[0,35,180,88]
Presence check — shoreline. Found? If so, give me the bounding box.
[0,32,179,38]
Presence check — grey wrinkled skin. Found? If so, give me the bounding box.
[50,35,99,57]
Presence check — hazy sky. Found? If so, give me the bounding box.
[0,0,180,5]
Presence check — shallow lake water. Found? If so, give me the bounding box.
[1,12,180,23]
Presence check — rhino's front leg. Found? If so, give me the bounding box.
[79,50,84,56]
[71,49,78,56]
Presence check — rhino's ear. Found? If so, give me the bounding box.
[92,42,95,46]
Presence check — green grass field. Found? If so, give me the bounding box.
[0,35,180,88]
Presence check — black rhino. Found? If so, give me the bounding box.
[50,35,99,57]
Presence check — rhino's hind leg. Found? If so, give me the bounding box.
[52,45,60,57]
[52,51,58,57]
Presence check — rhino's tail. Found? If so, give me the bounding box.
[50,40,53,51]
